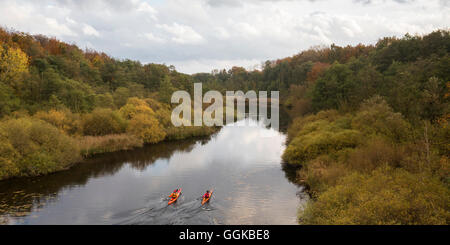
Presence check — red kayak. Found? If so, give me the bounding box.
[201,190,213,205]
[168,188,182,205]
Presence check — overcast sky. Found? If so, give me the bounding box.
[0,0,448,74]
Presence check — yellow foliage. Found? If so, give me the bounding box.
[119,97,155,120]
[127,113,166,144]
[0,45,29,86]
[34,110,72,133]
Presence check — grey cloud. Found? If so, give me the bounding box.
[0,0,447,74]
[56,0,141,12]
[205,0,320,8]
[353,0,416,4]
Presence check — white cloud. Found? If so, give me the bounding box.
[82,24,100,37]
[137,2,158,20]
[144,32,165,43]
[213,27,230,40]
[45,17,77,36]
[157,23,204,44]
[167,58,263,74]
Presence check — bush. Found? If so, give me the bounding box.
[34,109,82,135]
[78,134,143,157]
[82,108,126,136]
[0,118,81,179]
[352,96,411,142]
[283,119,363,165]
[297,155,349,196]
[347,138,405,173]
[287,110,339,142]
[0,135,20,179]
[299,167,450,224]
[127,113,166,144]
[119,97,155,120]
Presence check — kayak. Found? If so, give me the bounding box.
[201,190,213,205]
[168,188,182,205]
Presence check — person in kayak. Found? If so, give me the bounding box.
[203,190,211,199]
[169,189,179,199]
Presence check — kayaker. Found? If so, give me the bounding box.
[169,189,179,198]
[202,190,211,199]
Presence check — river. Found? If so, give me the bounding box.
[0,119,307,225]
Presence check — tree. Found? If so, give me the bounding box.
[311,62,355,111]
[113,87,131,108]
[0,45,29,93]
[0,82,19,116]
[158,76,176,104]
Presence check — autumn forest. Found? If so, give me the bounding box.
[0,27,449,224]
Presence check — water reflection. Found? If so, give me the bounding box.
[0,119,306,225]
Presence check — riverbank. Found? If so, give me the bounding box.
[0,97,219,181]
[282,97,449,224]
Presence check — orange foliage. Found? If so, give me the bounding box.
[306,62,330,84]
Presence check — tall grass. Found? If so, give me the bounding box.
[78,134,143,158]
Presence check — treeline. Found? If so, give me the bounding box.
[0,27,196,116]
[0,27,214,180]
[275,31,449,224]
[194,31,449,124]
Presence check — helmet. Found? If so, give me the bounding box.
[173,189,178,193]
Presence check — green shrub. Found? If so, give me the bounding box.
[0,134,20,179]
[352,96,411,142]
[283,126,363,165]
[287,110,339,141]
[299,166,450,224]
[0,118,81,179]
[95,93,115,109]
[82,108,126,136]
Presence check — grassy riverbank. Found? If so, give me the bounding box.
[0,98,218,180]
[283,98,449,224]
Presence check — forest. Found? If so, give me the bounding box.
[0,27,449,224]
[0,27,216,180]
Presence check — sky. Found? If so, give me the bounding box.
[0,0,448,74]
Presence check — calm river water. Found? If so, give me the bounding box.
[0,119,307,225]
